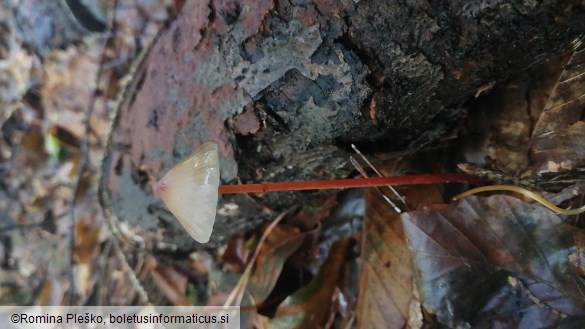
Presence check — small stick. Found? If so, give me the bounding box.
[218,173,480,194]
[351,144,406,204]
[350,156,402,213]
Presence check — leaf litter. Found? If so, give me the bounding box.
[2,1,585,329]
[531,44,585,174]
[269,238,351,329]
[0,0,172,306]
[356,185,444,328]
[402,194,585,327]
[399,43,585,327]
[326,40,585,328]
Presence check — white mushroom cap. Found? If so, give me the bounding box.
[156,142,220,243]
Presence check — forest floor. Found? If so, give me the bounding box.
[1,1,584,328]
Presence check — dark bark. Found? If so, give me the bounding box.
[345,0,585,147]
[100,0,585,248]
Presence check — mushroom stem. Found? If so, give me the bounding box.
[218,173,480,194]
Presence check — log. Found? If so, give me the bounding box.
[99,0,585,248]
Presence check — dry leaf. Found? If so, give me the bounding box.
[35,278,66,305]
[247,224,305,303]
[269,238,350,329]
[357,186,441,329]
[402,195,585,328]
[72,214,103,299]
[73,215,102,265]
[151,264,190,306]
[531,46,585,174]
[221,235,250,273]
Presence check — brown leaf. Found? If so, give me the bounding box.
[357,186,442,329]
[459,52,566,178]
[151,264,190,306]
[402,195,585,328]
[531,46,585,174]
[270,238,350,329]
[73,214,102,299]
[247,224,306,303]
[35,278,66,305]
[222,235,250,273]
[73,215,101,265]
[18,123,46,156]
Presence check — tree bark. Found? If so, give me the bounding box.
[100,0,585,248]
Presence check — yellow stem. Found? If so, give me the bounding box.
[452,185,585,215]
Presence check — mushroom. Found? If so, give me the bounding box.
[156,141,479,244]
[156,142,220,243]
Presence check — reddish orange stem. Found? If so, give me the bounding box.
[218,173,480,194]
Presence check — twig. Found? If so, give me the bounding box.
[350,156,402,213]
[351,144,406,205]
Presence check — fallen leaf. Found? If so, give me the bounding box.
[35,278,66,305]
[73,215,102,266]
[72,213,103,300]
[221,235,250,273]
[247,224,305,304]
[224,213,291,309]
[356,185,441,329]
[531,46,585,174]
[269,238,350,329]
[18,122,46,156]
[402,195,585,328]
[151,264,190,306]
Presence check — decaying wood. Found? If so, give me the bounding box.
[99,0,585,248]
